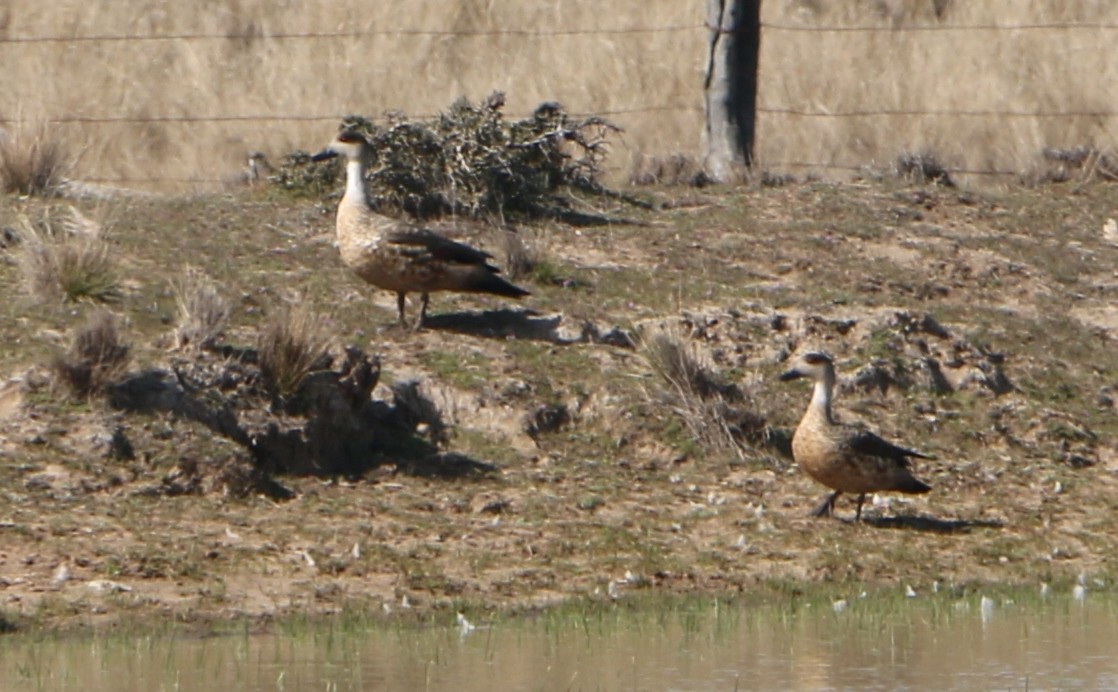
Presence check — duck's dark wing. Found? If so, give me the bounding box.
[846,428,933,466]
[386,228,496,268]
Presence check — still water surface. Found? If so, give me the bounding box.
[4,594,1116,690]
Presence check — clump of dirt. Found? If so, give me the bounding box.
[105,340,485,480]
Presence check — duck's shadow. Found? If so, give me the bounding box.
[423,308,634,347]
[862,514,1004,534]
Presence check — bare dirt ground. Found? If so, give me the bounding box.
[1,177,1116,633]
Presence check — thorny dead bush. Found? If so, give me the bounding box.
[53,311,131,398]
[640,327,769,462]
[172,267,231,350]
[17,207,121,304]
[272,92,624,220]
[257,304,332,404]
[0,124,73,196]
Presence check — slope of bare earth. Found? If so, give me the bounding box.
[0,177,1116,632]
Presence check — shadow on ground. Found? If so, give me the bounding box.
[865,515,1005,534]
[424,308,634,347]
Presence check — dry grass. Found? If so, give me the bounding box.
[1,1,702,193]
[171,268,231,350]
[16,207,121,303]
[257,302,332,402]
[757,2,1118,184]
[52,310,131,398]
[639,326,766,461]
[0,123,72,196]
[5,2,1114,191]
[497,228,546,282]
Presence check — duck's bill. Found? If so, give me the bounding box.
[310,149,338,162]
[778,369,803,381]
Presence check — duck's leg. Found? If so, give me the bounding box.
[854,493,867,521]
[415,291,430,330]
[812,491,841,518]
[396,292,408,327]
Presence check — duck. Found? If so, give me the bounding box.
[311,129,530,328]
[779,351,932,520]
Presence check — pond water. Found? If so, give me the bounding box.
[3,592,1116,691]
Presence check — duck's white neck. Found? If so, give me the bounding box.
[809,373,835,423]
[342,158,367,207]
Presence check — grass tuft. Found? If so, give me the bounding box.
[17,207,121,303]
[0,123,73,196]
[497,228,546,282]
[53,311,132,399]
[257,303,332,402]
[896,150,956,187]
[640,326,768,461]
[171,267,231,350]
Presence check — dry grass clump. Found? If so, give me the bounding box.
[0,124,73,196]
[274,93,624,220]
[171,268,231,350]
[1036,146,1118,185]
[896,151,955,187]
[53,311,132,399]
[640,326,768,461]
[630,154,715,187]
[497,228,547,283]
[17,207,121,303]
[257,303,333,403]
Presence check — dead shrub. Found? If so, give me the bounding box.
[640,326,767,460]
[53,311,131,398]
[172,268,231,350]
[275,92,625,221]
[17,207,121,304]
[0,124,73,196]
[257,303,332,403]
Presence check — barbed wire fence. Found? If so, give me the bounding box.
[2,18,1116,187]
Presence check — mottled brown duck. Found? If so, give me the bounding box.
[780,351,932,520]
[312,129,529,328]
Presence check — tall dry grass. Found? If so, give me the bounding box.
[757,1,1118,184]
[0,1,704,193]
[0,121,73,195]
[1,1,1115,192]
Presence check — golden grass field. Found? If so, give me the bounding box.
[2,1,1116,191]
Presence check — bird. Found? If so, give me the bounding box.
[779,351,932,521]
[311,128,529,329]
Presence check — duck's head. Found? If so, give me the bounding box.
[311,128,371,163]
[779,351,835,383]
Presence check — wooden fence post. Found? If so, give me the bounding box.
[704,0,761,181]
